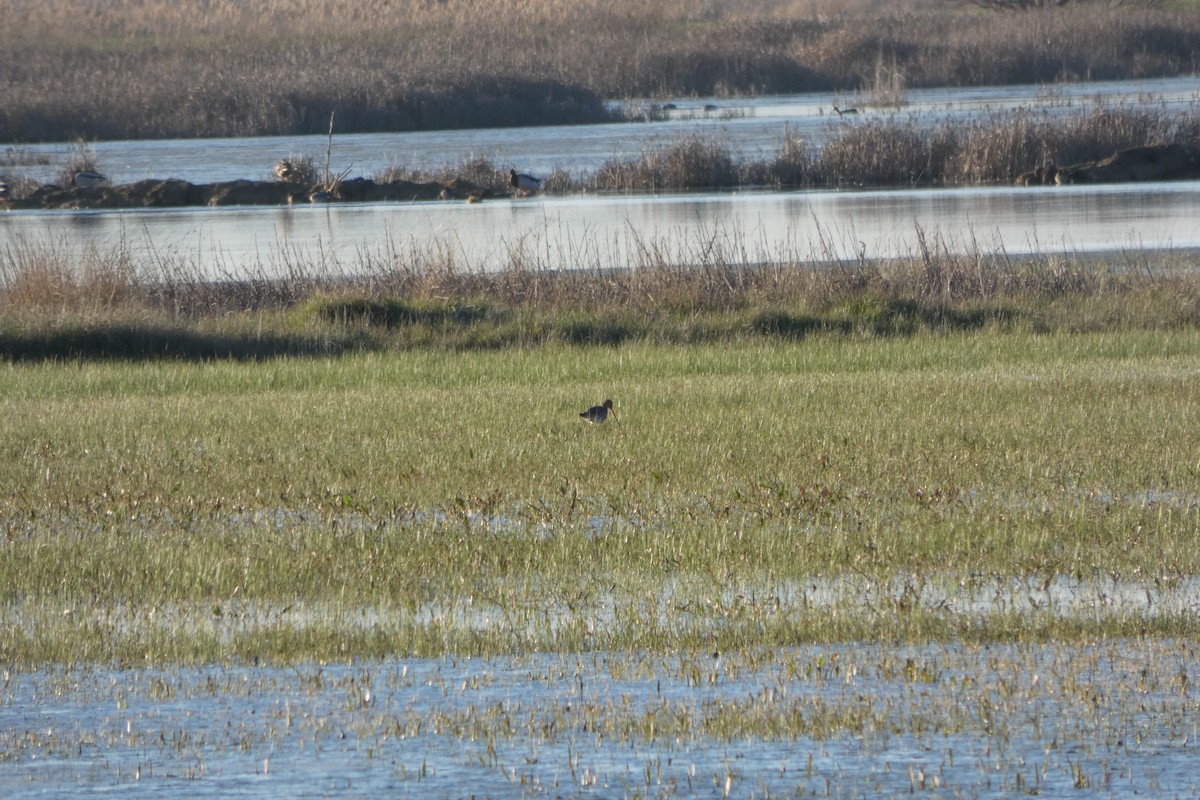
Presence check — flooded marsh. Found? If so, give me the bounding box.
[3,642,1198,798]
[3,334,1200,794]
[5,77,1200,798]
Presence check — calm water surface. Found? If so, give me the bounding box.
[4,77,1200,276]
[4,181,1200,277]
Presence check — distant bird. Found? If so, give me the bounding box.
[274,159,298,181]
[580,399,617,424]
[438,187,457,200]
[832,105,859,117]
[703,103,719,112]
[308,190,332,203]
[0,181,10,202]
[72,170,108,188]
[509,169,543,196]
[465,192,483,204]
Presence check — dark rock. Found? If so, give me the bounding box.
[9,175,492,209]
[1019,143,1200,186]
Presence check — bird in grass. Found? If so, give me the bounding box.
[580,399,617,424]
[832,105,859,116]
[0,181,10,204]
[72,170,108,188]
[509,169,543,196]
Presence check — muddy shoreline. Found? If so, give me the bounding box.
[6,141,1200,211]
[5,175,500,210]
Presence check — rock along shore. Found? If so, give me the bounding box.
[6,176,498,210]
[1016,143,1200,187]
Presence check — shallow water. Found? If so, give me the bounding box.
[2,642,1197,799]
[4,180,1200,277]
[5,76,1199,185]
[4,77,1200,277]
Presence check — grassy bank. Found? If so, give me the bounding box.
[3,0,1200,140]
[4,228,1200,360]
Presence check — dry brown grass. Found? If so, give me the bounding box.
[2,1,1198,140]
[442,103,1195,192]
[4,221,1200,361]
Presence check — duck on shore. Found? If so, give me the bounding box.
[72,170,108,188]
[509,169,542,196]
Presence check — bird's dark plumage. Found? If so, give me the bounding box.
[580,398,616,424]
[509,169,543,196]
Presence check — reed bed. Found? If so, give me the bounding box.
[3,1,1200,140]
[372,103,1200,195]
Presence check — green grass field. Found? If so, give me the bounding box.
[3,329,1198,665]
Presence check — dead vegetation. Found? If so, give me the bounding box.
[2,1,1198,140]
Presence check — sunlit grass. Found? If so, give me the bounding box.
[2,332,1199,665]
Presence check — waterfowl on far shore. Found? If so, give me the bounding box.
[274,159,298,180]
[832,105,859,116]
[509,169,543,196]
[72,170,108,188]
[580,399,617,424]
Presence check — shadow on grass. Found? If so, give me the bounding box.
[312,297,490,327]
[0,326,346,362]
[0,297,1021,361]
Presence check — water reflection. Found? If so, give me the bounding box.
[4,181,1200,277]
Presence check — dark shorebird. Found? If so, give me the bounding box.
[72,170,108,188]
[832,105,859,116]
[509,169,543,196]
[580,399,617,424]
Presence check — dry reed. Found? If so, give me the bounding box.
[2,2,1198,140]
[3,224,1199,361]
